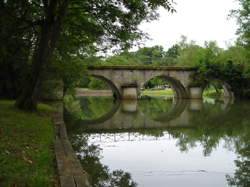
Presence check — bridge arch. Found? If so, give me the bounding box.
[86,74,121,99]
[202,79,234,98]
[140,75,189,98]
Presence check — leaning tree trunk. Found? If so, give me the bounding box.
[15,1,69,111]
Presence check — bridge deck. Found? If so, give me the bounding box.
[88,65,196,71]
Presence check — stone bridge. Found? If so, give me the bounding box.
[88,66,199,99]
[87,66,233,99]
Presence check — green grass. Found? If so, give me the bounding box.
[0,100,58,187]
[203,89,224,98]
[141,89,174,97]
[141,88,224,98]
[75,88,90,91]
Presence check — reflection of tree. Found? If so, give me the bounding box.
[167,101,250,187]
[138,97,188,123]
[226,157,250,187]
[226,120,250,187]
[166,101,250,156]
[66,97,250,187]
[138,98,173,119]
[69,134,137,187]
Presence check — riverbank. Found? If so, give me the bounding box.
[141,89,223,98]
[0,100,58,186]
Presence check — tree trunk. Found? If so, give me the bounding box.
[15,24,59,110]
[16,0,69,111]
[15,1,69,110]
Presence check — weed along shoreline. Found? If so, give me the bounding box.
[52,102,91,187]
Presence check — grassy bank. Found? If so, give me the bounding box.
[203,89,224,98]
[0,100,57,186]
[141,89,174,97]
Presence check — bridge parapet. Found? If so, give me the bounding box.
[88,65,196,71]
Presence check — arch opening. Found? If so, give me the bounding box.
[202,79,234,99]
[140,76,188,99]
[77,75,121,99]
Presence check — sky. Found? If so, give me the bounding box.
[136,0,240,50]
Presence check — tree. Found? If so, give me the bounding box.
[0,1,35,99]
[231,0,250,50]
[175,37,205,66]
[166,44,180,58]
[1,0,175,110]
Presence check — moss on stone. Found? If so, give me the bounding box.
[88,65,196,71]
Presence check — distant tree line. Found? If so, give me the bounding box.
[84,35,250,96]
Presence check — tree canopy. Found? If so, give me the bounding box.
[0,0,175,110]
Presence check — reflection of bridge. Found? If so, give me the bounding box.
[87,66,234,99]
[67,98,233,133]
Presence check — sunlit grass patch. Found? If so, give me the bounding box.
[203,89,224,98]
[0,100,57,186]
[141,89,174,97]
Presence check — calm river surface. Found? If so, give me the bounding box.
[64,96,250,187]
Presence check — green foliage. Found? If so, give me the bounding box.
[0,1,33,99]
[231,0,250,50]
[102,45,178,66]
[88,77,110,90]
[64,96,115,121]
[138,98,174,120]
[141,89,174,97]
[189,60,250,98]
[218,45,250,66]
[54,56,88,93]
[1,0,175,110]
[144,77,167,88]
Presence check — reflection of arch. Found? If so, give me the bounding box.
[66,99,235,134]
[152,99,188,122]
[139,99,188,122]
[77,100,120,125]
[86,74,121,98]
[69,99,193,134]
[140,75,188,98]
[68,99,189,132]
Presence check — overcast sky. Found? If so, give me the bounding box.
[136,0,240,50]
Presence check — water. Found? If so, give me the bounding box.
[64,96,250,187]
